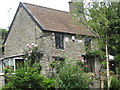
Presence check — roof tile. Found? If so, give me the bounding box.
[23,3,96,36]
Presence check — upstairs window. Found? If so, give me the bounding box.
[84,38,91,52]
[55,33,64,49]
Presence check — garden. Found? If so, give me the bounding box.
[2,43,120,89]
[2,43,92,89]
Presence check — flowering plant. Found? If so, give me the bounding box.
[77,57,88,72]
[56,58,92,88]
[23,43,43,66]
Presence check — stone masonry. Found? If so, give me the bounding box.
[4,5,99,74]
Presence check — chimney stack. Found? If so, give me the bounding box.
[68,0,87,24]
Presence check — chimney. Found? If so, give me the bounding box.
[68,0,87,24]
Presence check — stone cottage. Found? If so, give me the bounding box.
[0,1,101,78]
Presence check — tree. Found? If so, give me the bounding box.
[0,28,8,40]
[71,1,120,88]
[86,2,120,55]
[86,2,120,88]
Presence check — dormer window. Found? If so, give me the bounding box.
[55,33,64,49]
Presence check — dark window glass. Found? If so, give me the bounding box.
[15,59,24,69]
[55,33,64,49]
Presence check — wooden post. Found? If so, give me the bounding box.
[106,35,110,88]
[101,76,104,88]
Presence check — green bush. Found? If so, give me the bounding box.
[56,58,92,88]
[2,43,55,89]
[42,78,55,89]
[115,54,120,75]
[110,76,120,89]
[2,61,42,89]
[2,61,55,89]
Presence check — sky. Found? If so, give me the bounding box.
[0,0,71,29]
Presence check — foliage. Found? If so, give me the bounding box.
[2,60,55,89]
[86,50,105,62]
[49,60,58,70]
[101,60,107,69]
[49,59,64,73]
[77,57,89,72]
[115,54,120,74]
[109,76,120,89]
[42,78,55,89]
[56,58,92,88]
[86,2,120,56]
[2,44,55,89]
[0,28,8,40]
[23,43,43,66]
[2,61,43,89]
[3,66,13,74]
[104,75,120,89]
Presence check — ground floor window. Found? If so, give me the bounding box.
[82,55,95,73]
[2,57,24,72]
[109,61,116,73]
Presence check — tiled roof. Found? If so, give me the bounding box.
[22,3,96,37]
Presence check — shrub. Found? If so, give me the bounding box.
[3,66,13,74]
[2,43,55,89]
[56,58,92,88]
[23,43,43,66]
[110,76,120,89]
[2,60,55,89]
[115,54,120,75]
[2,61,43,89]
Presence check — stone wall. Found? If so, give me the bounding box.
[0,74,5,88]
[4,5,100,75]
[4,7,38,57]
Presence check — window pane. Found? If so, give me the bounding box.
[55,33,64,49]
[9,59,14,66]
[59,34,64,48]
[55,33,59,48]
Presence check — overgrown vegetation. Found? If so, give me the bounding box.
[2,43,55,89]
[56,58,92,88]
[72,1,120,88]
[2,60,55,89]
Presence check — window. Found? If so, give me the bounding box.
[87,58,95,73]
[55,33,64,49]
[84,38,91,52]
[82,55,95,73]
[3,57,24,72]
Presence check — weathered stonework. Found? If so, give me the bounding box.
[4,6,99,72]
[4,7,37,57]
[0,74,5,88]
